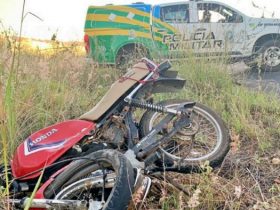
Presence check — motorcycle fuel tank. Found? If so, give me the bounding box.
[11,120,95,180]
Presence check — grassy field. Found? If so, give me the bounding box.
[0,32,280,209]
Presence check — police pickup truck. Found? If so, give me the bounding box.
[84,0,280,71]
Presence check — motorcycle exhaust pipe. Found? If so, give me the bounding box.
[10,198,88,209]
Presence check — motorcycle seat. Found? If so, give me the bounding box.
[80,62,150,121]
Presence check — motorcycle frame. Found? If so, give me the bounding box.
[95,58,194,169]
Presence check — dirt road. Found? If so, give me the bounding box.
[229,62,280,96]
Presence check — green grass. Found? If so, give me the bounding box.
[0,33,280,209]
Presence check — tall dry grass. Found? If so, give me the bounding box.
[0,34,120,153]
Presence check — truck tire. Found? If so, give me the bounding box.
[116,45,149,70]
[260,40,280,72]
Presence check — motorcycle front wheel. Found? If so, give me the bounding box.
[140,99,230,171]
[44,149,135,210]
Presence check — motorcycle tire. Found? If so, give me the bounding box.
[44,149,135,210]
[140,99,230,171]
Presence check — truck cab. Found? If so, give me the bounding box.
[85,1,280,71]
[153,1,246,57]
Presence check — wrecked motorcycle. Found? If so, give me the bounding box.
[2,58,230,209]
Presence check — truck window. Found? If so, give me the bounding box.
[197,3,243,23]
[160,4,189,23]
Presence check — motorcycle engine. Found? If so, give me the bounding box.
[101,123,125,148]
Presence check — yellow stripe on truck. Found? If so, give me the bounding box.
[86,14,150,28]
[153,17,177,33]
[85,28,162,42]
[88,5,150,18]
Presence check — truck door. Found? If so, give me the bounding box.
[151,2,194,59]
[189,2,246,56]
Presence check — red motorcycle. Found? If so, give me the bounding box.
[3,58,230,209]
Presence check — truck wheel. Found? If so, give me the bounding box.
[260,40,280,72]
[116,45,149,70]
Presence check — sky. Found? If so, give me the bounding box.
[1,0,280,41]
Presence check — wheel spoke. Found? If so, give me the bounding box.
[101,166,106,205]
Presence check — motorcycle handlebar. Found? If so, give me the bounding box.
[140,58,172,73]
[157,60,172,73]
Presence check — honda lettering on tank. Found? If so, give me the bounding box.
[24,128,66,155]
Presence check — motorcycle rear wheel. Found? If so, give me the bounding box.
[44,149,135,210]
[140,99,230,171]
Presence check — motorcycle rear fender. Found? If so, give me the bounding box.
[151,77,186,93]
[11,120,95,180]
[136,77,186,97]
[159,70,178,78]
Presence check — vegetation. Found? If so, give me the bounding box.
[0,30,280,209]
